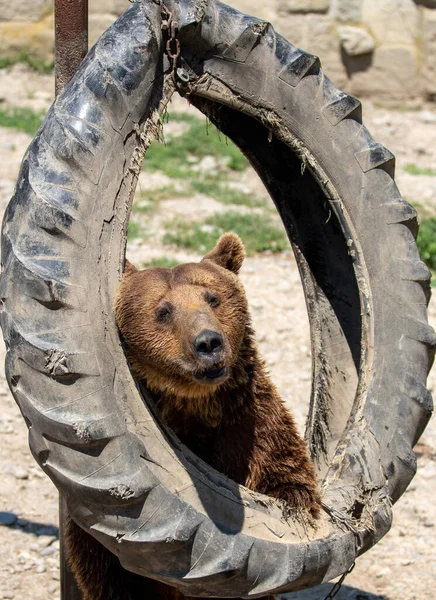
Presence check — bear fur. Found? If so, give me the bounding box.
[66,233,321,600]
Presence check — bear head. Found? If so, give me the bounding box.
[114,233,248,406]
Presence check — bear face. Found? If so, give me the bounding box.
[114,233,248,406]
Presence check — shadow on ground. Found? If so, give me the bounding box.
[279,584,387,600]
[0,512,58,537]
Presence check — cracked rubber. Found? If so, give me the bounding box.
[0,0,434,597]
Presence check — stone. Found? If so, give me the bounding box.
[277,13,346,85]
[89,0,115,14]
[112,0,130,15]
[278,0,330,12]
[422,8,436,98]
[376,566,391,578]
[88,0,128,15]
[419,110,436,123]
[37,530,58,543]
[35,561,46,574]
[0,420,13,434]
[305,15,348,87]
[40,546,57,556]
[6,466,28,480]
[362,0,419,46]
[0,15,54,63]
[329,0,362,22]
[275,14,308,51]
[346,46,420,100]
[232,0,277,22]
[0,0,51,23]
[338,25,375,56]
[88,13,117,47]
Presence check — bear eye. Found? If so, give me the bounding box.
[205,290,220,308]
[156,303,173,323]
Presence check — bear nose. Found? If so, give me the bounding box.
[193,330,223,357]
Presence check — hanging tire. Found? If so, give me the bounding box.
[0,0,433,597]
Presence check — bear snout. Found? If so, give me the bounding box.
[193,329,223,358]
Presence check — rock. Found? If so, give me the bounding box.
[338,25,375,56]
[0,14,54,63]
[40,546,57,556]
[88,13,116,47]
[275,13,309,51]
[329,0,362,22]
[112,0,130,15]
[362,0,419,46]
[0,420,14,434]
[6,466,28,480]
[423,520,434,527]
[35,560,46,574]
[278,281,292,291]
[347,46,420,100]
[376,566,391,578]
[0,512,17,526]
[0,0,51,22]
[16,518,29,527]
[277,13,347,86]
[419,462,436,480]
[277,0,330,12]
[422,8,436,99]
[306,15,347,86]
[232,0,277,22]
[89,0,117,14]
[418,110,436,124]
[37,533,58,547]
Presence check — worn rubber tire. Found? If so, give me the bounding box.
[0,0,434,597]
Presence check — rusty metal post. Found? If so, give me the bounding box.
[54,0,89,95]
[54,1,89,597]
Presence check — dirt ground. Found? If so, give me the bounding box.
[0,64,435,600]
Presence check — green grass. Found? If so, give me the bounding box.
[133,199,157,215]
[0,52,54,74]
[133,185,192,218]
[164,212,288,256]
[417,217,436,271]
[0,106,44,135]
[403,163,436,177]
[143,113,248,177]
[141,257,180,269]
[191,179,267,208]
[127,220,144,241]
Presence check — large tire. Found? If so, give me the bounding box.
[0,0,433,597]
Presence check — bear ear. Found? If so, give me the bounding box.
[124,260,137,277]
[202,233,246,274]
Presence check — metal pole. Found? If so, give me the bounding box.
[54,1,89,597]
[54,0,89,95]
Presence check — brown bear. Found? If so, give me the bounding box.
[66,233,321,600]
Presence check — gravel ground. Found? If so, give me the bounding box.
[0,65,435,600]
